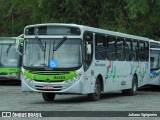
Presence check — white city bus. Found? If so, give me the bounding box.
[21,23,150,101]
[148,40,160,85]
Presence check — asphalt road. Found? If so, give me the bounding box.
[0,81,160,120]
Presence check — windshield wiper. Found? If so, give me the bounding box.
[6,44,12,56]
[53,37,67,51]
[35,37,46,66]
[35,37,46,51]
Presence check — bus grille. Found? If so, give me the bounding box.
[29,70,70,75]
[33,80,64,82]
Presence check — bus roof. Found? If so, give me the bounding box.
[24,23,150,41]
[0,37,17,44]
[0,37,17,40]
[150,48,160,50]
[149,39,160,43]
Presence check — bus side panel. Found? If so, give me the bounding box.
[106,61,119,91]
[83,63,96,94]
[117,61,128,90]
[137,62,150,87]
[125,61,133,89]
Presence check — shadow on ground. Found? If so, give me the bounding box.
[33,92,127,104]
[0,80,21,86]
[138,85,160,92]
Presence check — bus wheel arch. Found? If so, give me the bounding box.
[97,74,104,92]
[87,75,103,101]
[133,73,138,86]
[122,74,138,96]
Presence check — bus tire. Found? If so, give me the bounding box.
[88,78,101,101]
[42,93,55,101]
[122,76,138,96]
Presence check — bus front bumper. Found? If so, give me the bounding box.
[0,74,20,80]
[21,77,83,94]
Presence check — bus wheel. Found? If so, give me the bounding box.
[88,78,101,101]
[42,93,55,102]
[122,76,138,96]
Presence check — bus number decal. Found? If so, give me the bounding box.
[54,76,65,79]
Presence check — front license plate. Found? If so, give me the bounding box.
[43,85,54,89]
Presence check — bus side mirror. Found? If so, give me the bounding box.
[16,35,24,56]
[86,42,91,55]
[16,45,22,56]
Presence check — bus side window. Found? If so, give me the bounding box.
[132,40,139,61]
[139,42,145,61]
[107,36,116,60]
[83,31,93,71]
[145,42,149,61]
[95,33,106,60]
[124,39,132,61]
[116,37,125,61]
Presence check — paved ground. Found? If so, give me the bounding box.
[0,81,160,120]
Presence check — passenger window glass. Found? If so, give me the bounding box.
[83,31,93,71]
[124,39,132,61]
[106,36,116,60]
[95,34,106,60]
[117,37,125,61]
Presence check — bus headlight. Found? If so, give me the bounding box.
[22,75,32,83]
[22,75,27,80]
[65,79,77,85]
[75,72,82,80]
[26,78,32,83]
[65,72,82,85]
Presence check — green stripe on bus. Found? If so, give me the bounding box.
[0,68,20,74]
[24,70,76,81]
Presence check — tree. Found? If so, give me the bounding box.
[0,0,160,40]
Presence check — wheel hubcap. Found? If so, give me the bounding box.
[133,82,137,92]
[95,83,100,96]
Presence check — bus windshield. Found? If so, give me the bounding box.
[23,38,82,69]
[0,44,19,67]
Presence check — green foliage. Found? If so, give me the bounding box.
[0,0,160,40]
